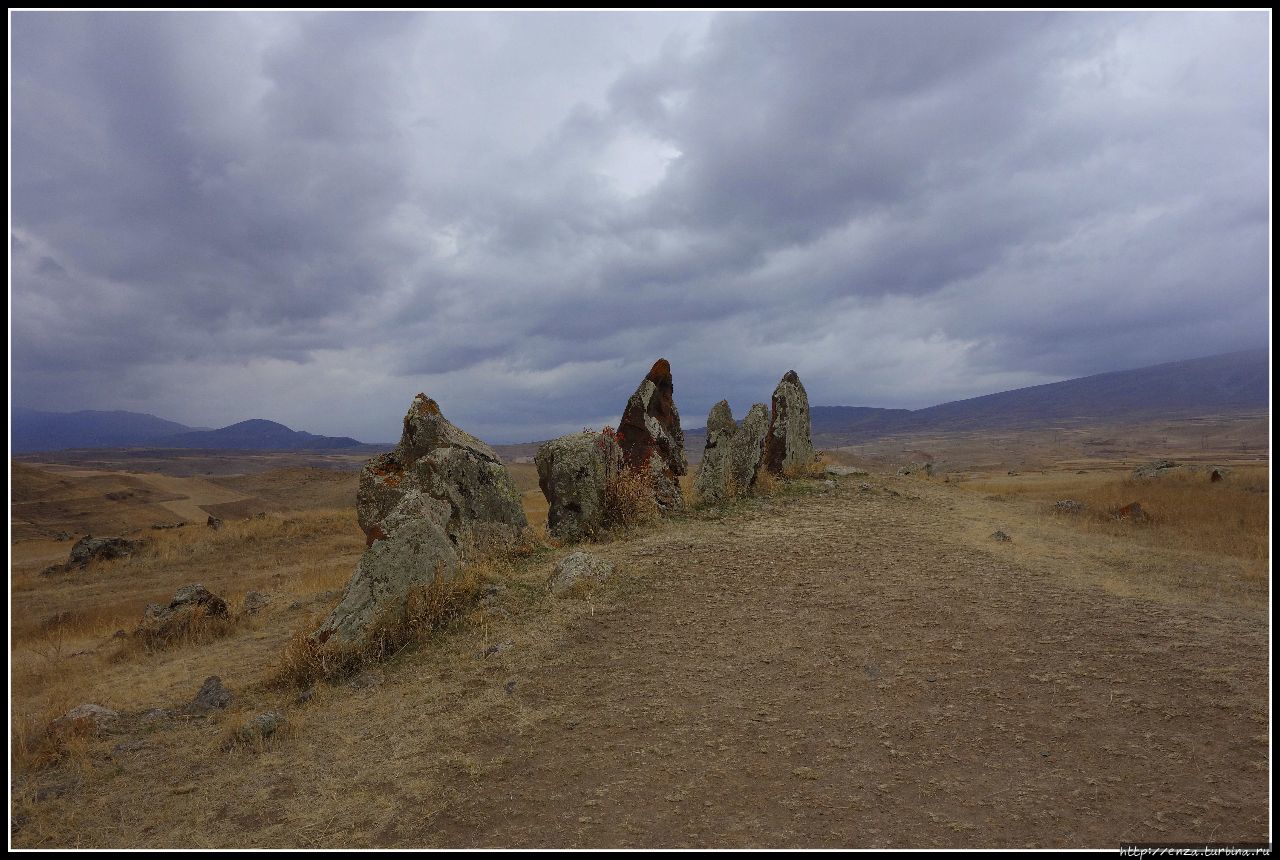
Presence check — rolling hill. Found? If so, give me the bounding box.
[11,410,363,453]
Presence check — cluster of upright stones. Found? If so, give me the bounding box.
[318,363,816,644]
[315,394,526,645]
[535,362,814,541]
[536,358,688,540]
[694,370,814,501]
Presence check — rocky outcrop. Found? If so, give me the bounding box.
[616,359,687,510]
[357,393,526,556]
[536,430,623,542]
[761,370,813,476]
[694,400,737,502]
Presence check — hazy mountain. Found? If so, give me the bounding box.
[11,408,195,453]
[809,348,1269,445]
[154,419,362,451]
[11,410,362,453]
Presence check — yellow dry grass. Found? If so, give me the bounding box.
[10,509,366,746]
[961,465,1269,565]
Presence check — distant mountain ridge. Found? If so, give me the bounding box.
[681,349,1268,451]
[807,348,1268,445]
[154,419,362,451]
[11,409,362,453]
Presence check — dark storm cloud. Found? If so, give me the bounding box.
[10,11,1269,443]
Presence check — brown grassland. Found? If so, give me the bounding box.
[8,420,1271,848]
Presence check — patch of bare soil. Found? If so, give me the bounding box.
[11,476,1268,848]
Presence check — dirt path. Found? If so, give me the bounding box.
[412,479,1269,848]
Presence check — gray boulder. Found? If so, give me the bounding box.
[135,583,230,643]
[549,551,617,596]
[761,371,814,476]
[314,518,461,646]
[191,675,233,712]
[536,430,623,542]
[1134,459,1180,478]
[68,536,143,568]
[227,711,285,747]
[49,703,119,736]
[694,400,738,502]
[242,591,270,615]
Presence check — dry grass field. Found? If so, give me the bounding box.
[8,425,1271,848]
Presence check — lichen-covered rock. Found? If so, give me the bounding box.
[134,583,231,644]
[616,358,687,510]
[49,704,119,737]
[314,518,461,646]
[761,370,814,476]
[536,431,622,542]
[1134,460,1180,478]
[357,393,526,556]
[1114,501,1149,523]
[731,403,769,489]
[67,536,143,568]
[190,675,233,712]
[242,591,269,615]
[549,551,617,596]
[695,400,737,502]
[227,711,285,747]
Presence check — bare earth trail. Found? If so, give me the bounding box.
[405,479,1269,848]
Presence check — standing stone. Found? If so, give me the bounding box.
[356,393,526,556]
[733,403,770,490]
[761,370,814,476]
[694,400,737,502]
[616,358,687,510]
[536,430,623,542]
[315,394,524,646]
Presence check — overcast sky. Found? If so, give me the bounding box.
[10,11,1271,443]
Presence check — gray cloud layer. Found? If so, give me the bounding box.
[11,11,1270,443]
